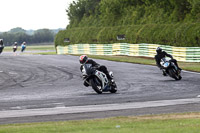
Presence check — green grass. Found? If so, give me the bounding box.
[85,55,200,72]
[36,52,57,55]
[4,45,56,52]
[88,55,155,65]
[25,45,56,51]
[0,113,199,133]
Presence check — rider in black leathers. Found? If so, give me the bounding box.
[79,55,114,86]
[0,39,4,54]
[155,47,181,76]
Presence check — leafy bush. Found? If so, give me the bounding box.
[55,23,200,47]
[55,0,200,47]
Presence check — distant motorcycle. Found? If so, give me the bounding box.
[0,45,4,54]
[160,58,182,80]
[21,44,26,52]
[81,64,117,94]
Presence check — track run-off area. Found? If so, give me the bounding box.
[0,54,199,124]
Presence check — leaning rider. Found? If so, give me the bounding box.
[0,39,4,54]
[79,55,114,85]
[154,47,181,76]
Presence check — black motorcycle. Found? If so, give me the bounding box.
[81,64,117,94]
[160,58,182,80]
[0,45,4,54]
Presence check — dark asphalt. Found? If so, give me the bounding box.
[0,54,199,124]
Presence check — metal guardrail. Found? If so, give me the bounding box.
[57,43,200,62]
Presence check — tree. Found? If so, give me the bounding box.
[33,29,54,43]
[0,28,56,45]
[9,27,26,33]
[67,0,101,25]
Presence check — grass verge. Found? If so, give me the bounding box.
[36,52,57,55]
[86,55,200,72]
[0,113,200,133]
[4,45,56,52]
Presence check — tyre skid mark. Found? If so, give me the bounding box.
[0,64,75,89]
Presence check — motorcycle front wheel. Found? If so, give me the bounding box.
[168,68,181,80]
[90,78,103,94]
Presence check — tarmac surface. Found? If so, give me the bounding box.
[0,54,199,124]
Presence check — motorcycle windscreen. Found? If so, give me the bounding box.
[84,64,95,75]
[163,62,170,68]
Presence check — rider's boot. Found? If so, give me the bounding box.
[83,81,89,87]
[162,70,167,76]
[174,62,182,71]
[106,74,115,84]
[111,79,115,84]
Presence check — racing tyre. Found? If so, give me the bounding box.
[110,83,117,93]
[168,68,179,80]
[90,78,102,94]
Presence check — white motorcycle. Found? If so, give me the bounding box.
[160,58,182,80]
[82,64,117,94]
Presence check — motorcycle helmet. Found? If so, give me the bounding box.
[156,47,162,54]
[79,55,88,64]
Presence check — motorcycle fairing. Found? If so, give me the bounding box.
[94,70,109,90]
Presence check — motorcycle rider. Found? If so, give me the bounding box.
[21,42,26,52]
[13,42,18,52]
[79,55,114,86]
[0,39,4,54]
[155,47,181,76]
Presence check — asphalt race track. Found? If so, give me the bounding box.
[0,54,200,124]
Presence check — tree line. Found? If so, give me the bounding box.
[0,27,56,46]
[55,0,200,47]
[67,0,200,27]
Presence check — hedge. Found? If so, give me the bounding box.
[55,23,200,47]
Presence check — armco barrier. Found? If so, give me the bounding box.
[56,43,200,62]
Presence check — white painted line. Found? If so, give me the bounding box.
[54,103,66,109]
[10,106,22,110]
[0,98,200,119]
[182,70,200,75]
